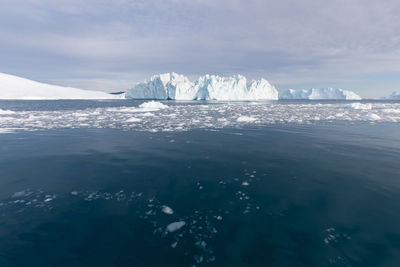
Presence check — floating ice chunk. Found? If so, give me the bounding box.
[171,241,178,248]
[361,114,381,120]
[237,116,257,122]
[166,221,186,232]
[382,109,400,113]
[139,101,168,110]
[125,117,142,123]
[161,205,174,215]
[12,190,32,198]
[241,181,249,186]
[344,103,372,110]
[126,73,278,100]
[139,112,155,117]
[0,109,15,115]
[0,128,19,133]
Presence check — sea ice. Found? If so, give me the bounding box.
[0,109,16,115]
[125,117,142,123]
[237,116,257,122]
[344,103,372,110]
[138,101,169,110]
[1,101,399,134]
[361,114,381,120]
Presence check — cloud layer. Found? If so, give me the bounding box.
[1,0,399,97]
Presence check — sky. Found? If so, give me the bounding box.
[0,0,399,98]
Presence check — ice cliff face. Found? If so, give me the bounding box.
[125,73,279,100]
[279,88,362,100]
[125,73,195,100]
[0,73,121,100]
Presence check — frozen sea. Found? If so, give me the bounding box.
[0,100,400,266]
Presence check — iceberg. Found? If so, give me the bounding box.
[125,73,279,100]
[0,73,122,100]
[381,91,400,100]
[125,73,195,100]
[279,88,362,100]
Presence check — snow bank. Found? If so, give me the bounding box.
[279,88,362,100]
[126,73,279,100]
[0,73,121,100]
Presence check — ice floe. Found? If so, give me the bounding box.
[161,205,174,215]
[166,221,186,232]
[0,101,399,134]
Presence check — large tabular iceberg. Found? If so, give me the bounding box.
[279,88,362,100]
[0,73,121,100]
[125,73,279,100]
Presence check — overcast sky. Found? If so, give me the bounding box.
[1,0,399,97]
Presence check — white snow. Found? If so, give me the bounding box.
[0,73,121,100]
[166,221,186,232]
[126,73,279,100]
[279,88,362,100]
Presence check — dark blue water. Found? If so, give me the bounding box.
[1,123,400,266]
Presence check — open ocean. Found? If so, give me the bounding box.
[1,100,400,266]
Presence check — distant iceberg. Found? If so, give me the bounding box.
[125,73,279,100]
[279,88,362,100]
[0,73,122,100]
[381,91,400,100]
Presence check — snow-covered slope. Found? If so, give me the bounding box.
[381,91,400,100]
[125,73,279,100]
[0,73,121,100]
[279,88,362,100]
